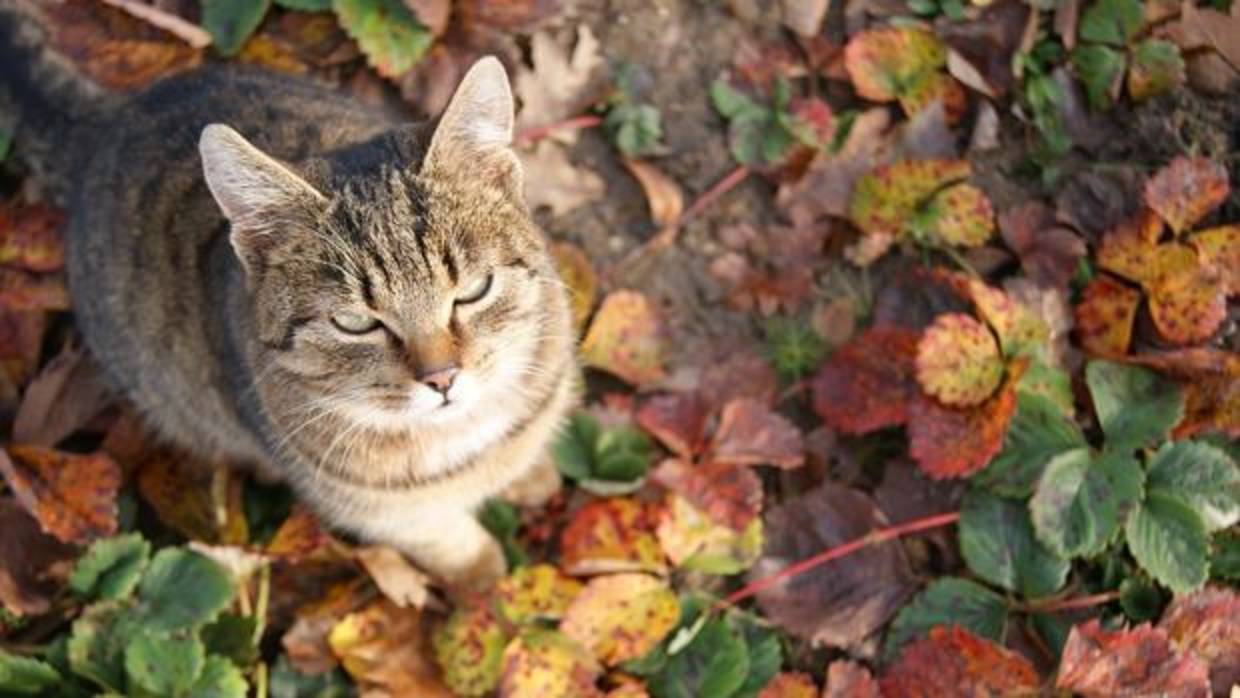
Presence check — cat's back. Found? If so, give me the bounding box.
[68,66,402,459]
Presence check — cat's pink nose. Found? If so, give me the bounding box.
[419,366,459,394]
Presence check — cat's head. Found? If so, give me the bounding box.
[197,58,572,443]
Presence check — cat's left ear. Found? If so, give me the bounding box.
[422,57,522,191]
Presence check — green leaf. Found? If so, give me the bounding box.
[1145,440,1240,532]
[124,633,205,696]
[959,489,1070,598]
[1072,44,1126,110]
[1125,491,1209,593]
[605,103,663,158]
[201,613,259,667]
[883,578,1007,659]
[648,617,749,698]
[0,652,61,694]
[1211,530,1240,581]
[765,316,826,382]
[733,622,781,698]
[478,499,529,568]
[188,656,247,698]
[595,426,654,482]
[1085,360,1184,451]
[332,0,431,78]
[242,479,295,547]
[274,0,331,9]
[710,80,762,120]
[553,412,600,482]
[1079,0,1144,46]
[1118,576,1164,622]
[136,549,235,633]
[69,534,151,602]
[1128,39,1185,100]
[201,0,272,56]
[1030,448,1144,558]
[67,602,132,692]
[268,656,351,698]
[973,392,1086,497]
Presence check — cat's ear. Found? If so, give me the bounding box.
[422,57,522,189]
[199,124,325,225]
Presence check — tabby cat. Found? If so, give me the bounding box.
[0,3,576,589]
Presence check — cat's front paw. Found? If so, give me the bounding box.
[440,536,507,595]
[501,458,562,508]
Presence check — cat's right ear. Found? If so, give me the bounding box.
[199,125,326,263]
[422,57,521,191]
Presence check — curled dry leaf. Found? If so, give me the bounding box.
[811,326,921,435]
[520,142,606,217]
[907,364,1022,479]
[1056,619,1211,698]
[498,629,602,698]
[581,290,669,387]
[12,344,111,447]
[751,483,916,649]
[514,24,603,136]
[559,573,678,666]
[915,313,1004,407]
[355,545,431,609]
[621,159,684,232]
[651,459,762,532]
[709,399,804,469]
[0,445,121,545]
[329,598,454,697]
[266,506,335,563]
[1074,275,1141,357]
[1143,156,1230,235]
[880,626,1040,696]
[1158,587,1240,694]
[558,497,667,576]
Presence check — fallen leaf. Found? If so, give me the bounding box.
[1147,254,1227,344]
[635,392,710,460]
[811,326,921,435]
[281,580,371,675]
[751,483,916,649]
[1143,156,1230,235]
[1158,587,1240,694]
[915,313,1004,407]
[709,399,804,469]
[1096,208,1166,285]
[844,27,958,119]
[781,0,830,36]
[520,141,606,217]
[329,598,453,696]
[434,603,510,697]
[404,0,451,35]
[355,545,430,609]
[697,348,780,409]
[137,451,248,545]
[0,499,75,616]
[559,497,666,576]
[907,365,1021,479]
[655,493,763,574]
[880,626,1041,696]
[0,445,121,545]
[266,506,334,563]
[822,660,880,698]
[0,269,69,311]
[457,0,564,33]
[1057,619,1211,698]
[559,574,678,666]
[0,310,46,389]
[776,108,892,222]
[757,672,817,697]
[1178,2,1240,86]
[849,159,971,239]
[514,25,603,135]
[998,201,1086,289]
[1191,224,1240,295]
[550,241,598,334]
[621,160,684,231]
[580,290,669,387]
[1074,275,1141,357]
[495,564,583,625]
[12,345,111,447]
[651,459,762,532]
[0,202,64,272]
[938,0,1034,98]
[498,629,602,698]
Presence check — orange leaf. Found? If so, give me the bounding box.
[0,203,64,273]
[1096,208,1167,285]
[329,598,454,697]
[0,500,75,616]
[1147,254,1227,345]
[907,364,1021,479]
[1075,275,1141,357]
[559,574,679,666]
[849,159,971,238]
[1057,619,1211,697]
[1143,156,1230,235]
[0,445,120,545]
[581,290,669,387]
[559,497,667,576]
[635,392,710,460]
[811,326,921,434]
[1158,587,1240,695]
[709,398,805,469]
[651,459,762,532]
[915,313,1004,407]
[498,629,603,698]
[1128,349,1239,439]
[495,564,583,625]
[844,27,946,103]
[1190,224,1240,295]
[880,626,1040,696]
[622,159,684,230]
[0,269,69,311]
[757,672,818,697]
[266,506,335,563]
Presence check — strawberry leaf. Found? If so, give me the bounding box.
[1078,0,1144,46]
[1127,39,1185,101]
[959,489,1070,598]
[1030,448,1144,558]
[915,313,1004,408]
[1074,275,1141,357]
[1086,360,1185,450]
[1145,440,1240,532]
[883,577,1007,659]
[332,0,431,78]
[972,392,1086,498]
[1143,156,1230,235]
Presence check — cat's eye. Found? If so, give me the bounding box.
[331,311,381,334]
[455,274,493,306]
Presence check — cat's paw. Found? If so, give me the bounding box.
[501,458,562,508]
[441,536,507,595]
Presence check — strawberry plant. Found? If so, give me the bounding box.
[1071,0,1185,108]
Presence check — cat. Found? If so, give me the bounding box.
[0,2,577,590]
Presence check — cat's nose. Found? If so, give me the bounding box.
[419,365,459,394]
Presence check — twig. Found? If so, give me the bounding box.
[679,165,751,225]
[720,511,961,609]
[1018,590,1121,614]
[514,115,603,148]
[100,0,212,49]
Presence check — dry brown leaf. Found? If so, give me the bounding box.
[12,345,111,447]
[621,159,684,231]
[0,445,121,545]
[0,499,74,616]
[781,0,831,36]
[514,24,603,137]
[520,142,605,217]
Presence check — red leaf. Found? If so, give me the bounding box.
[998,201,1086,289]
[880,626,1040,697]
[635,392,709,460]
[1074,275,1141,357]
[0,500,74,616]
[651,459,762,533]
[0,445,121,545]
[811,327,920,435]
[907,365,1020,479]
[559,498,667,576]
[709,398,805,469]
[698,348,780,409]
[1158,587,1240,694]
[1143,156,1230,234]
[1057,619,1211,698]
[757,672,817,697]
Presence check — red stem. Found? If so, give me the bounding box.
[721,511,961,608]
[679,165,751,225]
[1024,590,1121,614]
[514,115,604,147]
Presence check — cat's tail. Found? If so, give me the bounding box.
[0,0,122,201]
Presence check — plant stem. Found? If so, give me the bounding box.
[1017,590,1121,614]
[514,115,604,147]
[679,165,751,225]
[719,511,961,609]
